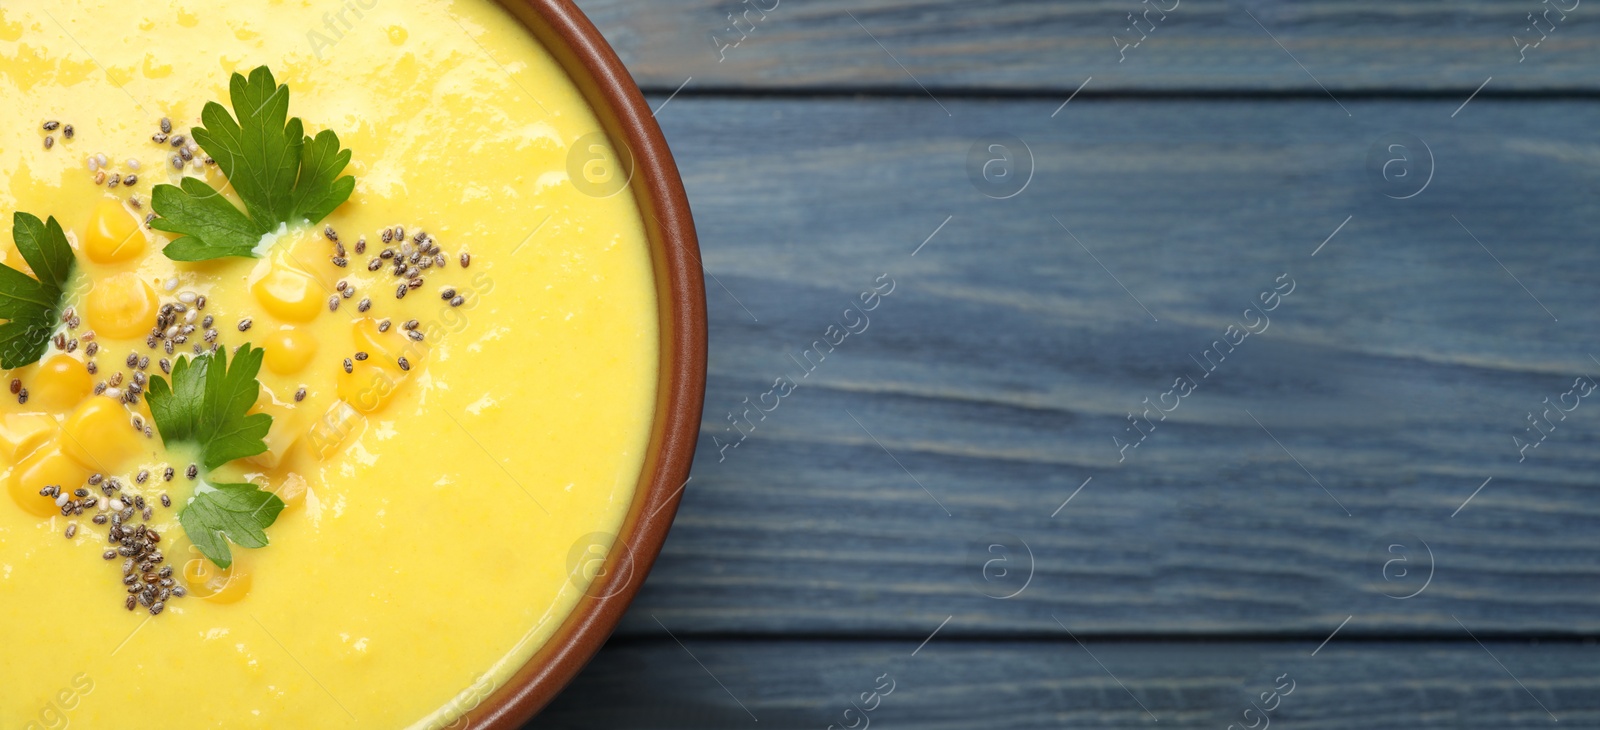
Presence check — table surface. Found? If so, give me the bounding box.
[542,2,1600,727]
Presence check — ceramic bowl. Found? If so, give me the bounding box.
[465,1,705,725]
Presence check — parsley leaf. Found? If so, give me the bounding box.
[147,343,280,568]
[0,212,75,368]
[150,178,263,260]
[146,343,272,471]
[178,481,285,569]
[150,66,355,261]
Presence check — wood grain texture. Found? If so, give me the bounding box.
[540,639,1600,728]
[541,5,1600,726]
[601,96,1600,637]
[573,0,1600,92]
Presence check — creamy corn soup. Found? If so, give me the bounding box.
[0,1,658,728]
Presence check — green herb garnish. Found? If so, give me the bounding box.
[0,212,75,368]
[147,343,272,469]
[147,343,283,568]
[151,65,355,262]
[178,482,285,570]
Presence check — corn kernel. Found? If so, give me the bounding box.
[82,197,147,264]
[303,400,365,461]
[262,328,318,375]
[339,319,426,414]
[272,229,342,289]
[0,413,54,464]
[181,552,251,603]
[274,472,310,511]
[7,445,90,518]
[353,317,426,370]
[338,362,404,414]
[251,265,322,323]
[61,397,146,471]
[84,272,158,339]
[245,400,303,469]
[31,354,93,410]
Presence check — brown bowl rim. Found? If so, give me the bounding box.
[459,1,706,727]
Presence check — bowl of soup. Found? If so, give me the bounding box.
[0,1,704,728]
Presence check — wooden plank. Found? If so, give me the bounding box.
[574,0,1600,92]
[607,96,1600,636]
[541,640,1598,727]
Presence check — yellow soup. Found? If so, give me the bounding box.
[0,1,658,728]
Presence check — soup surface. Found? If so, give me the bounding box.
[0,1,658,728]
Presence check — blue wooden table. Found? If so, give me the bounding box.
[541,2,1600,727]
